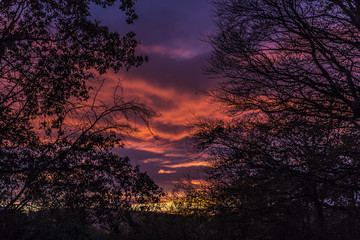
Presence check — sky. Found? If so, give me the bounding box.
[91,0,220,191]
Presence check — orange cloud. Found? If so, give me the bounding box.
[89,71,220,190]
[164,161,211,168]
[171,179,210,186]
[143,158,171,164]
[94,74,222,143]
[158,169,177,174]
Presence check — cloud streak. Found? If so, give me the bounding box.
[158,169,177,174]
[164,161,211,168]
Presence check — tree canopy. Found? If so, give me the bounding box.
[0,0,163,235]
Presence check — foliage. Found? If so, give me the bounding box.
[0,0,163,234]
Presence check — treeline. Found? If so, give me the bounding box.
[3,206,360,240]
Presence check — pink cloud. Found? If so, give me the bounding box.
[139,44,206,60]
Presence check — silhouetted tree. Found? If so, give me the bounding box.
[179,0,360,239]
[207,0,360,122]
[0,0,163,236]
[184,115,360,239]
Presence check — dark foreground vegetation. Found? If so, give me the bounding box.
[3,0,360,239]
[2,206,360,240]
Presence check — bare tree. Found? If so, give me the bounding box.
[207,0,360,122]
[179,0,360,238]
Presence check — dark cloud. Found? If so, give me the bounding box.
[154,122,190,136]
[114,148,163,163]
[125,53,217,92]
[91,0,213,45]
[143,91,179,111]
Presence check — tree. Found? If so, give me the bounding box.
[207,0,360,122]
[0,0,163,235]
[184,115,360,239]
[179,0,360,238]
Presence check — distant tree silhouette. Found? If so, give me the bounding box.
[179,0,360,239]
[0,0,163,235]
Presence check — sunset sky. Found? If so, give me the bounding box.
[91,1,220,191]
